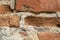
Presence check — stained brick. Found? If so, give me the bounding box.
[25,16,60,27]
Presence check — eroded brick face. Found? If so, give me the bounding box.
[15,0,58,13]
[38,32,60,40]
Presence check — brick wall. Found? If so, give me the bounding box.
[0,0,60,40]
[15,0,60,13]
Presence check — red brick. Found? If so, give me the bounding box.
[38,32,60,40]
[57,0,60,11]
[15,0,57,13]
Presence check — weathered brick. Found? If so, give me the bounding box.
[38,32,60,40]
[25,16,60,27]
[0,14,20,27]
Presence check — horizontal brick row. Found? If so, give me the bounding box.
[15,0,60,13]
[25,16,60,27]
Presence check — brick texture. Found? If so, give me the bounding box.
[9,15,20,27]
[38,32,60,40]
[0,5,12,14]
[0,14,20,27]
[25,16,60,27]
[0,0,60,40]
[15,0,58,13]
